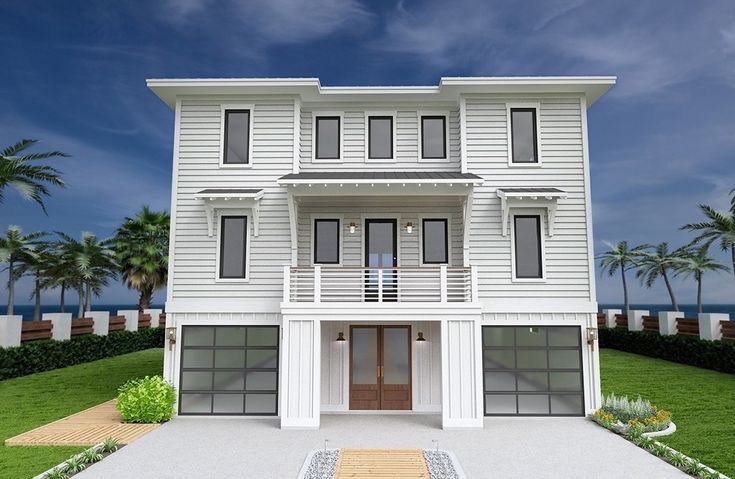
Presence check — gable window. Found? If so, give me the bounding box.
[509,108,539,164]
[223,110,251,165]
[513,215,543,279]
[421,116,447,159]
[313,219,340,264]
[422,218,448,264]
[219,216,248,279]
[368,116,393,160]
[315,116,340,160]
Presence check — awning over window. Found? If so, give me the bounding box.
[496,187,567,236]
[194,188,264,237]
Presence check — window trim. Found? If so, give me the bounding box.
[506,103,542,167]
[219,104,255,168]
[364,112,397,162]
[419,216,450,266]
[418,111,450,161]
[215,213,251,282]
[510,213,546,282]
[311,215,344,266]
[312,112,344,162]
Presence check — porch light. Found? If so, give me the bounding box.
[416,331,426,342]
[349,222,356,234]
[587,327,598,349]
[406,222,414,234]
[336,332,346,342]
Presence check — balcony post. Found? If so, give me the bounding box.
[283,265,291,303]
[470,265,479,302]
[378,268,383,302]
[440,264,448,303]
[314,265,321,303]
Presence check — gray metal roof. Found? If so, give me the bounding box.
[196,188,263,195]
[279,171,482,181]
[497,187,566,194]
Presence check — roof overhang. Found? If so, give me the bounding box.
[496,187,568,237]
[147,76,616,110]
[193,188,264,237]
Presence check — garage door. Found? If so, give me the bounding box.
[179,326,279,416]
[482,326,584,416]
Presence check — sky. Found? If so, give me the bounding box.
[1,0,734,307]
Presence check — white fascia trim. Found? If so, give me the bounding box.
[480,299,598,313]
[166,99,182,303]
[165,300,281,313]
[311,111,344,163]
[280,303,483,321]
[580,95,597,303]
[417,110,451,162]
[277,178,483,186]
[219,103,255,169]
[364,110,397,163]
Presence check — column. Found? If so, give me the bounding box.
[441,318,484,429]
[280,317,320,429]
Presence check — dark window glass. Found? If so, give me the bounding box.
[368,116,393,159]
[223,110,250,164]
[315,116,340,160]
[510,108,538,163]
[421,116,446,159]
[314,219,340,264]
[514,215,542,279]
[219,217,247,279]
[422,219,448,264]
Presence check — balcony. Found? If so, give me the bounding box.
[283,265,477,304]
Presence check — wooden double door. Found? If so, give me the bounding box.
[349,325,412,410]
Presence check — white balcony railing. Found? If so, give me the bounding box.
[284,265,477,303]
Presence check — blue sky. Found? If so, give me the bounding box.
[2,0,735,307]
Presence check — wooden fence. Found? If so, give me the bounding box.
[676,318,699,337]
[138,313,151,329]
[642,315,659,333]
[20,320,53,342]
[721,321,735,342]
[159,313,166,328]
[614,314,628,329]
[108,315,126,332]
[71,318,94,336]
[596,313,606,328]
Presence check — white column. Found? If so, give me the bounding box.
[626,310,648,331]
[0,315,22,348]
[162,313,175,383]
[117,310,139,332]
[85,311,110,336]
[440,264,448,303]
[144,309,163,328]
[602,309,621,329]
[659,312,683,336]
[441,317,483,429]
[698,313,728,341]
[280,317,320,429]
[45,313,72,341]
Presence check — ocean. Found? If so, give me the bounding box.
[598,304,735,319]
[0,304,165,321]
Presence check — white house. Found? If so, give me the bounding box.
[147,76,615,429]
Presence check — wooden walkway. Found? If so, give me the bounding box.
[5,400,159,446]
[335,449,430,478]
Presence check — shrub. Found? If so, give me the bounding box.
[101,437,119,453]
[0,328,164,380]
[117,376,176,423]
[599,328,735,374]
[596,393,672,433]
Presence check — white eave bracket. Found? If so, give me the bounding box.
[194,189,265,237]
[497,188,567,236]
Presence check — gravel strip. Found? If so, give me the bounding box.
[423,450,461,479]
[303,449,339,479]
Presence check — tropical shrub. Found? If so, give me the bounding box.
[595,393,672,433]
[117,376,176,423]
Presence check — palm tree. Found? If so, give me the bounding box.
[674,246,730,313]
[15,242,54,321]
[597,241,648,313]
[682,189,735,286]
[0,226,46,315]
[635,242,685,312]
[0,139,66,213]
[40,242,78,313]
[115,206,169,311]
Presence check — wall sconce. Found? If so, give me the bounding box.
[349,222,356,234]
[416,331,426,342]
[587,327,598,350]
[166,327,177,351]
[405,222,414,234]
[336,332,346,342]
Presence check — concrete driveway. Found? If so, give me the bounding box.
[76,415,687,478]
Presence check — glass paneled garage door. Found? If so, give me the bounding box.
[179,326,279,415]
[482,326,584,416]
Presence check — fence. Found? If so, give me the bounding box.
[599,309,731,342]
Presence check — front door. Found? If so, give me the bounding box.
[349,325,411,410]
[365,219,397,301]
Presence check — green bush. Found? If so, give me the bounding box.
[599,328,735,374]
[0,328,164,380]
[117,375,176,423]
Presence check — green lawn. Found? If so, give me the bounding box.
[0,348,163,479]
[600,348,735,477]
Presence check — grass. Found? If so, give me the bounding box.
[600,348,735,477]
[0,348,163,479]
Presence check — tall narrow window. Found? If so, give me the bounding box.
[219,216,248,279]
[513,215,542,279]
[510,108,538,164]
[313,219,340,264]
[368,116,393,159]
[315,116,340,160]
[422,218,448,264]
[223,110,250,164]
[421,116,446,159]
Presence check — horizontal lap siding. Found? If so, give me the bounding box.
[466,96,591,301]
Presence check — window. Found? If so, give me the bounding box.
[513,215,543,279]
[368,116,393,160]
[223,110,250,165]
[315,116,340,160]
[510,108,538,164]
[422,218,448,264]
[219,216,248,279]
[421,116,446,159]
[313,219,340,264]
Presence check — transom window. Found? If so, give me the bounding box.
[513,215,543,279]
[313,219,340,264]
[510,108,538,164]
[315,116,340,160]
[421,116,446,159]
[422,218,448,264]
[223,110,250,165]
[368,116,393,160]
[219,216,248,279]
